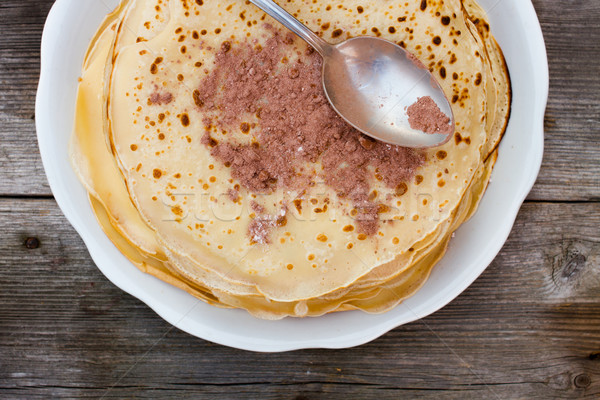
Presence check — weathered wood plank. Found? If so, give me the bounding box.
[0,1,53,196]
[528,0,600,201]
[0,0,599,200]
[0,199,598,399]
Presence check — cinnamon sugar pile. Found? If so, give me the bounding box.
[247,201,288,244]
[406,96,452,135]
[197,29,425,235]
[148,91,173,105]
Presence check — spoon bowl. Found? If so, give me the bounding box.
[250,0,454,148]
[323,37,454,147]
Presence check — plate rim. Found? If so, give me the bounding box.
[36,0,548,352]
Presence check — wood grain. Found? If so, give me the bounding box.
[1,200,599,399]
[0,1,52,197]
[0,0,599,398]
[528,0,600,201]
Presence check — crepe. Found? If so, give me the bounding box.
[71,0,510,319]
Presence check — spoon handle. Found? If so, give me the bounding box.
[248,0,331,55]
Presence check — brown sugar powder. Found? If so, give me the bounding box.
[148,85,173,105]
[197,29,426,236]
[248,205,288,244]
[406,96,452,135]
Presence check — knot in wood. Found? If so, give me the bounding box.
[574,373,591,388]
[24,237,40,249]
[561,251,586,279]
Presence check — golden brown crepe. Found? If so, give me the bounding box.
[71,0,510,319]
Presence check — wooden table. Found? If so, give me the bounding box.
[1,0,599,398]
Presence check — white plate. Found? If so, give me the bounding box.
[36,0,547,352]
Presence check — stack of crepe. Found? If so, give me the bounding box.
[71,0,510,319]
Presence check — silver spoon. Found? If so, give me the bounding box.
[249,0,454,148]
